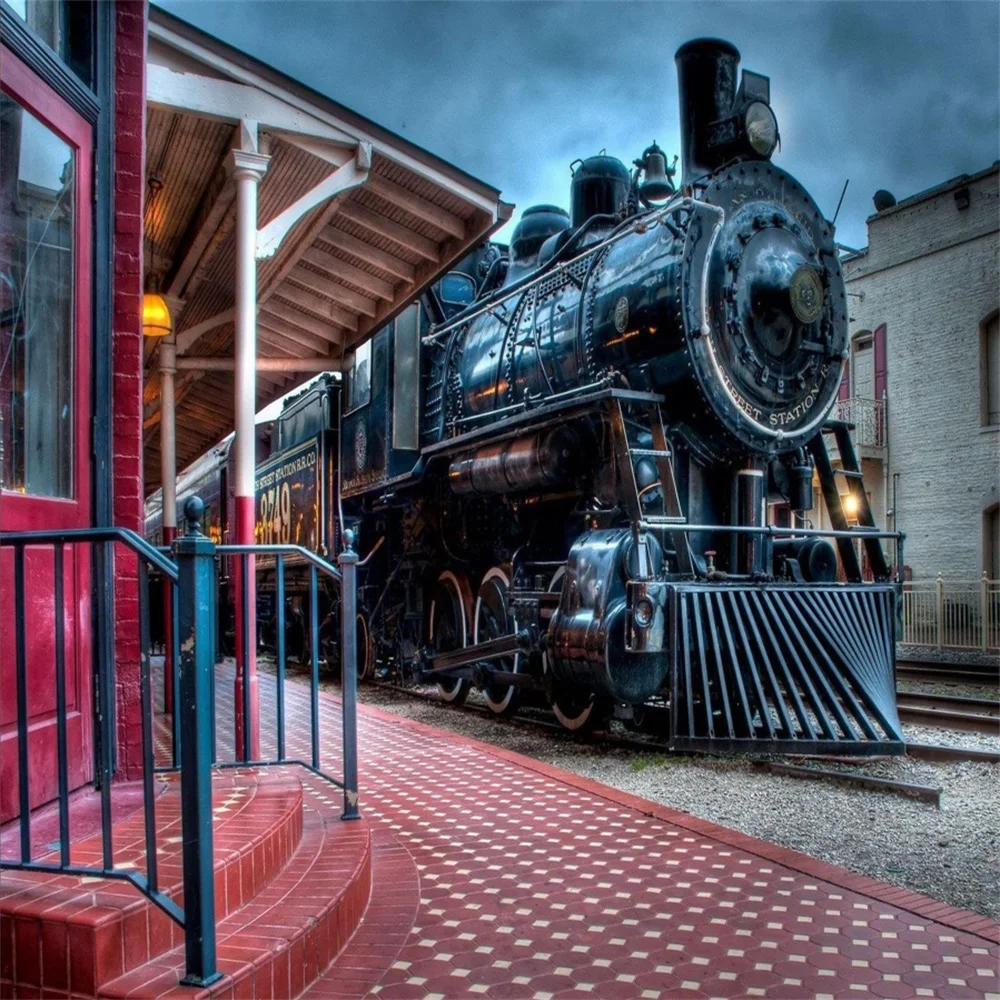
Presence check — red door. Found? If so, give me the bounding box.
[0,48,94,822]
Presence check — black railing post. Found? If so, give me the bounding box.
[339,530,360,820]
[175,497,221,988]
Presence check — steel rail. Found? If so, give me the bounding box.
[896,704,999,736]
[895,691,1000,717]
[896,664,1000,687]
[750,761,942,807]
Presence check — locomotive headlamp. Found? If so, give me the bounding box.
[633,596,655,629]
[744,101,778,158]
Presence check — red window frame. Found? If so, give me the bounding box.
[0,45,92,532]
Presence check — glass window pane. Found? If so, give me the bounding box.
[439,271,475,305]
[5,1,94,88]
[0,91,75,498]
[392,306,420,451]
[347,339,371,411]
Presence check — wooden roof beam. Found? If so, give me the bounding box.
[258,319,330,356]
[256,143,371,260]
[301,246,395,300]
[257,199,342,310]
[260,297,346,342]
[284,266,376,318]
[317,225,415,283]
[367,174,465,240]
[164,130,239,298]
[337,201,439,262]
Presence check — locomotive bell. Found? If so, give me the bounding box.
[637,142,675,204]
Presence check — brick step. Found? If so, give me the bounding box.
[98,780,372,999]
[0,770,302,996]
[304,827,419,998]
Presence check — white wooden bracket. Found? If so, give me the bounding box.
[255,140,372,260]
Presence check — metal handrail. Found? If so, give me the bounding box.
[1,525,178,579]
[0,527,218,983]
[158,503,361,823]
[216,542,342,581]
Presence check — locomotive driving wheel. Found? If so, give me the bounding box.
[428,569,472,705]
[474,566,521,716]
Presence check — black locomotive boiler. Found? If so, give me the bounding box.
[342,37,904,754]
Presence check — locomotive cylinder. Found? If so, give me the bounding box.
[448,426,581,496]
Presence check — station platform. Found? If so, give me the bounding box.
[3,664,999,999]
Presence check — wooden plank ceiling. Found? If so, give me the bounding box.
[143,103,506,494]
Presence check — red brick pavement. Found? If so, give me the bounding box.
[202,666,1000,999]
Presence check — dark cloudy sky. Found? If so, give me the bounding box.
[158,0,998,252]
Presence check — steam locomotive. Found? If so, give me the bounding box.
[149,38,903,755]
[340,38,904,753]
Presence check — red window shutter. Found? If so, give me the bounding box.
[874,324,887,399]
[837,359,850,400]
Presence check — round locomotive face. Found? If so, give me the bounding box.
[678,162,848,458]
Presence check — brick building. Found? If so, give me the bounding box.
[2,0,149,806]
[806,163,999,582]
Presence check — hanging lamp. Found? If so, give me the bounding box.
[142,175,172,337]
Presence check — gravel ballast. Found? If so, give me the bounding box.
[349,681,1000,921]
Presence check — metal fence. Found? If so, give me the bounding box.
[0,527,204,972]
[901,574,1000,651]
[833,396,886,449]
[0,496,359,987]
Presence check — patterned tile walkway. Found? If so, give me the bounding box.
[173,666,1000,998]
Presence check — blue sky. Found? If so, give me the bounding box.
[159,0,999,253]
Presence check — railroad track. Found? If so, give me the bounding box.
[895,690,999,736]
[897,662,1000,688]
[365,682,998,808]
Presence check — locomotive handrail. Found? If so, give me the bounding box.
[423,386,664,457]
[214,543,342,582]
[0,525,179,580]
[638,521,904,541]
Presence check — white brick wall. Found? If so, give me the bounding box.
[843,165,1000,580]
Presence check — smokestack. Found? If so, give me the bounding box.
[674,38,741,187]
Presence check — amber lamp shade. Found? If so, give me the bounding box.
[142,293,172,337]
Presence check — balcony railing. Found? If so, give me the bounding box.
[833,396,886,449]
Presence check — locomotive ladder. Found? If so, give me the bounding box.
[608,398,693,575]
[810,418,891,583]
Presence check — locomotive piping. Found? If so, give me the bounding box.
[420,195,688,346]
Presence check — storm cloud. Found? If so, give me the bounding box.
[158,0,999,251]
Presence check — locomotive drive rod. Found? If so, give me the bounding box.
[423,631,532,675]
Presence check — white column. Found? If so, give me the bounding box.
[229,146,270,513]
[159,335,177,535]
[227,133,269,761]
[159,334,178,714]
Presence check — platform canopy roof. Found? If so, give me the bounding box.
[142,6,512,494]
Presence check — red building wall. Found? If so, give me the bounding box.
[112,0,148,779]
